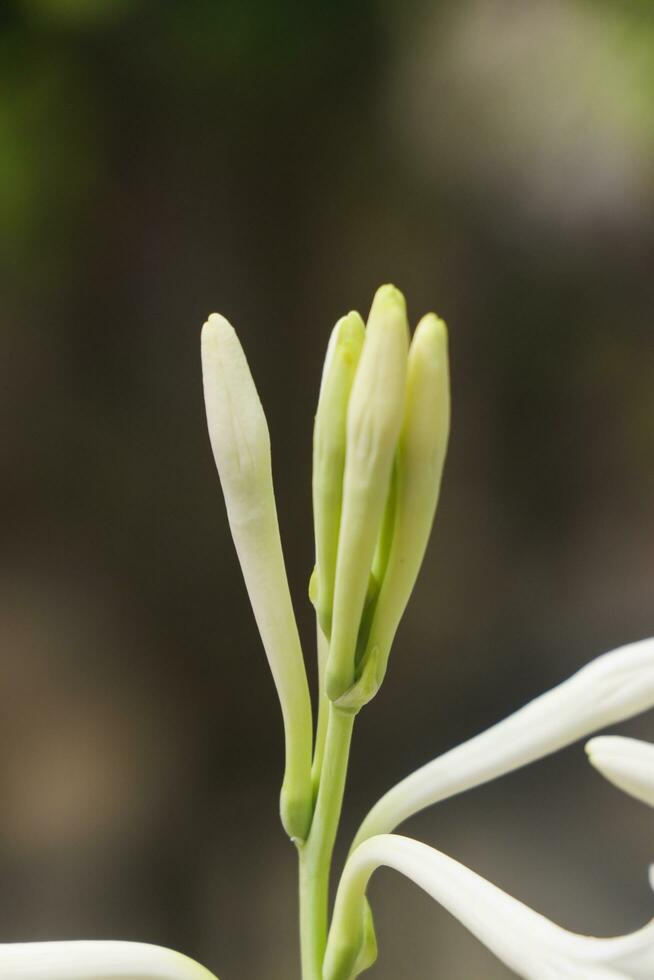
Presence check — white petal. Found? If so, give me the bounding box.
[201,314,313,840]
[0,941,218,979]
[587,736,654,809]
[324,835,654,980]
[354,637,654,846]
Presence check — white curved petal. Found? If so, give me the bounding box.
[201,314,313,840]
[354,637,654,847]
[587,736,654,809]
[324,834,654,980]
[0,941,218,979]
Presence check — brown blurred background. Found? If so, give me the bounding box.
[1,1,654,977]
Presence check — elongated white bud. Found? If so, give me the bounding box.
[325,286,409,702]
[312,312,365,638]
[201,314,313,840]
[341,313,449,708]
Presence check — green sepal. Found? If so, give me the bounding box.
[334,644,385,713]
[351,899,378,978]
[322,894,378,980]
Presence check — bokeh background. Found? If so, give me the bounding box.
[1,1,654,977]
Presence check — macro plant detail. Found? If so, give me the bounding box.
[1,286,652,980]
[200,285,654,980]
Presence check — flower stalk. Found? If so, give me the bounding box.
[8,282,651,980]
[198,288,654,980]
[298,704,356,980]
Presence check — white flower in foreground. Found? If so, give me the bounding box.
[201,313,313,841]
[353,636,654,847]
[0,940,218,979]
[587,736,654,809]
[324,834,654,980]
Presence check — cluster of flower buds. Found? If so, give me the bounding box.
[3,287,651,980]
[311,285,450,711]
[199,287,654,980]
[200,285,450,838]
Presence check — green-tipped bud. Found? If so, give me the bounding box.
[312,312,365,638]
[201,314,313,841]
[325,285,409,702]
[359,313,449,692]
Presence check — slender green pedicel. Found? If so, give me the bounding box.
[11,286,654,980]
[325,285,409,703]
[197,294,654,980]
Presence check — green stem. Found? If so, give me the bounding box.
[298,704,355,980]
[310,627,330,797]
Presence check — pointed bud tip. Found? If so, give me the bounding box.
[371,283,407,316]
[336,311,365,358]
[585,735,611,757]
[201,313,239,359]
[413,312,448,350]
[366,285,410,354]
[416,311,447,334]
[586,735,638,757]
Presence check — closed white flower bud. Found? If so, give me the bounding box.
[312,311,365,639]
[341,313,450,707]
[325,285,409,702]
[201,314,313,840]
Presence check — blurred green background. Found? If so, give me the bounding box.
[1,1,653,977]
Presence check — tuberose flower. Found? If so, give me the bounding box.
[324,834,654,980]
[341,636,654,976]
[199,288,654,980]
[353,636,654,846]
[0,940,218,980]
